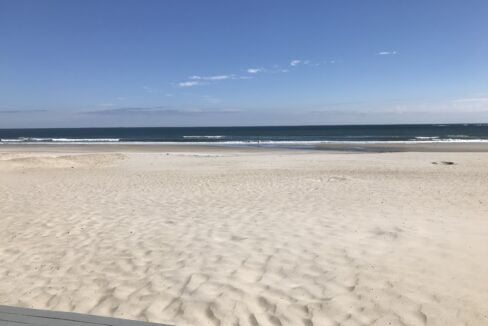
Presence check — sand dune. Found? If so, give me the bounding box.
[1,148,487,325]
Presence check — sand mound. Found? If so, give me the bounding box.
[0,153,125,169]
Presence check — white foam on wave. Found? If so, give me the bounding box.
[51,138,120,142]
[0,139,24,142]
[415,136,439,140]
[183,135,225,139]
[0,138,120,143]
[2,138,488,145]
[111,139,488,145]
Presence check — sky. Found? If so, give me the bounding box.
[1,0,488,128]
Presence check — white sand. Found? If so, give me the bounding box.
[1,147,487,326]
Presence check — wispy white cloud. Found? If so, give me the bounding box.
[190,75,233,81]
[449,96,488,112]
[116,97,125,101]
[176,59,319,89]
[269,68,289,73]
[452,97,488,103]
[378,51,398,55]
[178,73,248,87]
[247,68,263,74]
[290,59,315,66]
[290,59,301,66]
[83,106,243,116]
[178,81,201,87]
[254,65,289,74]
[142,86,154,92]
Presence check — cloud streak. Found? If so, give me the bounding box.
[82,107,243,116]
[175,57,328,89]
[289,59,317,67]
[247,68,263,74]
[0,109,48,114]
[177,73,255,87]
[452,97,488,103]
[190,75,233,81]
[378,51,398,55]
[178,81,202,87]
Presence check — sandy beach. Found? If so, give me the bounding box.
[1,145,487,326]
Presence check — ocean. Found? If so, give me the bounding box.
[1,124,488,146]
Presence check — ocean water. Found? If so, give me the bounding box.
[1,124,488,146]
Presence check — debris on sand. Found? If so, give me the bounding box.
[432,161,456,165]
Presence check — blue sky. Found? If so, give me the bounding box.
[1,0,488,128]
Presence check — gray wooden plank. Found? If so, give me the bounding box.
[0,318,30,325]
[0,312,98,326]
[0,306,171,326]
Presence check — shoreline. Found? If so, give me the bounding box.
[315,141,488,152]
[2,141,488,153]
